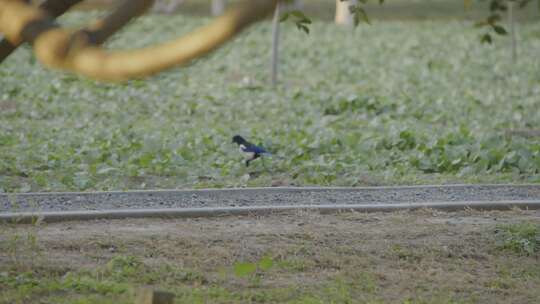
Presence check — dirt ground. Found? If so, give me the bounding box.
[1,209,540,303]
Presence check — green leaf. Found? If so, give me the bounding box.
[258,256,274,271]
[233,262,256,278]
[487,14,502,25]
[296,23,310,34]
[349,5,370,26]
[481,33,493,44]
[279,13,290,22]
[281,10,312,34]
[492,25,508,35]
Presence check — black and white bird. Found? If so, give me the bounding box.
[232,135,270,167]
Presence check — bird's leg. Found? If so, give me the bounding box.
[245,159,251,167]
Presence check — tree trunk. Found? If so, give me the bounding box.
[283,0,303,12]
[270,1,281,86]
[335,0,357,26]
[508,0,517,63]
[152,0,184,14]
[211,0,227,16]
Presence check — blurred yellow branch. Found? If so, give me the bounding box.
[0,0,278,81]
[0,0,83,62]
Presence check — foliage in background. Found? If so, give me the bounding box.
[474,0,539,43]
[280,10,312,34]
[285,0,538,43]
[0,12,540,192]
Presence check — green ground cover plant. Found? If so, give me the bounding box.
[496,222,540,255]
[1,13,540,192]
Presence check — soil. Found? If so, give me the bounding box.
[1,208,539,303]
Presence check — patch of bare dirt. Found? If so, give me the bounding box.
[1,209,540,303]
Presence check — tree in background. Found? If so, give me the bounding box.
[335,0,357,26]
[474,0,538,62]
[152,0,184,14]
[211,0,226,16]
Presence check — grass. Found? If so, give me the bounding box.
[1,210,539,303]
[495,222,540,255]
[1,13,540,193]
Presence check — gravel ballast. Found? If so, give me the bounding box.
[2,184,540,213]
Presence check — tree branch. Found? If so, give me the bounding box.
[0,0,277,81]
[0,0,83,62]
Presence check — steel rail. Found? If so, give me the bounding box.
[2,200,540,224]
[3,183,540,197]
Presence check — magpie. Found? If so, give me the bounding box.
[232,135,270,167]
